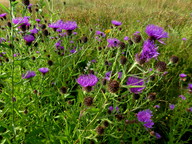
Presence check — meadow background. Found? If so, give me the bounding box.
[0,0,192,143]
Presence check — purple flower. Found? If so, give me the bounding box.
[70,49,76,54]
[154,105,160,108]
[136,40,159,64]
[126,76,145,94]
[188,84,192,90]
[38,67,49,74]
[77,74,98,87]
[30,28,39,34]
[124,36,129,41]
[143,120,154,128]
[73,32,77,35]
[95,31,106,37]
[108,106,114,111]
[49,20,64,29]
[179,73,187,78]
[61,21,77,31]
[22,71,36,79]
[36,19,41,22]
[0,13,7,19]
[137,109,153,123]
[27,4,33,8]
[169,104,175,110]
[12,16,30,26]
[107,38,120,47]
[91,59,97,63]
[182,38,187,41]
[116,106,119,111]
[155,133,161,139]
[23,35,35,43]
[179,95,186,100]
[137,109,154,128]
[145,24,168,44]
[111,20,122,26]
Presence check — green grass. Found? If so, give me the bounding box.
[0,0,192,143]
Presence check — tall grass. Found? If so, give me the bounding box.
[0,0,192,143]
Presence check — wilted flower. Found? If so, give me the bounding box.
[126,76,145,94]
[111,20,122,26]
[22,71,36,79]
[108,80,120,93]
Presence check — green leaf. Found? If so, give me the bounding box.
[0,4,10,13]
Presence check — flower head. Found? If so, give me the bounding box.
[108,106,114,111]
[77,74,98,87]
[179,73,187,78]
[137,109,153,123]
[169,104,175,110]
[111,20,122,26]
[49,20,64,29]
[107,38,120,47]
[182,38,187,41]
[136,40,159,64]
[38,67,49,74]
[124,36,130,41]
[95,31,106,37]
[155,133,161,139]
[30,28,39,34]
[0,13,7,20]
[23,35,35,45]
[61,21,77,31]
[137,109,154,128]
[12,16,30,26]
[145,24,168,43]
[22,71,36,79]
[126,76,145,94]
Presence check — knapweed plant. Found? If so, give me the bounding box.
[0,0,192,143]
